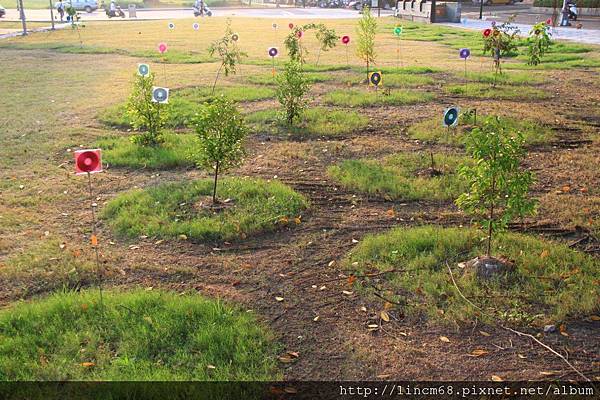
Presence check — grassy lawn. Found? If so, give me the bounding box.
[97,132,199,169]
[103,177,308,242]
[247,107,369,137]
[324,89,434,107]
[407,113,554,146]
[443,83,551,100]
[328,153,468,201]
[346,225,600,326]
[0,290,277,380]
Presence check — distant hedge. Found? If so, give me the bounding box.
[533,0,600,7]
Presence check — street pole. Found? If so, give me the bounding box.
[479,0,484,19]
[49,0,55,30]
[17,0,27,35]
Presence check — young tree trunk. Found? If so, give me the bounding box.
[212,161,220,204]
[366,59,370,82]
[211,64,224,95]
[486,175,496,257]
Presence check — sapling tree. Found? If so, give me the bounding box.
[284,23,338,66]
[482,19,519,82]
[193,96,248,203]
[455,117,537,257]
[208,19,247,94]
[66,5,85,48]
[356,7,377,82]
[126,72,168,147]
[276,60,311,125]
[526,20,552,66]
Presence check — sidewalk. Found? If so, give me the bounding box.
[445,18,600,45]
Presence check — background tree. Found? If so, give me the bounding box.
[455,117,537,257]
[276,60,311,125]
[193,96,248,203]
[208,19,247,94]
[356,7,377,82]
[527,20,552,66]
[482,19,519,81]
[126,72,168,147]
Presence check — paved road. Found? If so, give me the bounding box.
[0,7,392,22]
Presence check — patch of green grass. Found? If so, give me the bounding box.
[342,73,435,88]
[177,85,275,103]
[245,72,331,86]
[444,83,550,100]
[505,57,600,70]
[1,238,94,296]
[103,177,308,242]
[98,86,273,130]
[0,290,278,380]
[407,113,553,146]
[345,225,600,326]
[247,107,369,137]
[351,66,441,75]
[97,132,199,169]
[328,153,468,201]
[324,89,434,107]
[461,71,544,86]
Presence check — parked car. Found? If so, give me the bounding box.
[57,0,98,13]
[0,4,6,18]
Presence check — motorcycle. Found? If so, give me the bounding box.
[567,0,578,20]
[105,5,125,18]
[193,3,212,16]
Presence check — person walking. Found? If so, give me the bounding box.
[56,0,65,22]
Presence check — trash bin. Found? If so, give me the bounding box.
[128,4,136,18]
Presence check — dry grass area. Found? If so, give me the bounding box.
[0,16,599,382]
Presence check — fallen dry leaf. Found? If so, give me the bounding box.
[540,249,549,259]
[342,290,353,295]
[439,336,451,343]
[491,375,503,382]
[275,297,284,302]
[206,364,216,369]
[469,349,489,357]
[80,362,95,368]
[590,315,600,321]
[380,311,390,322]
[518,354,527,359]
[479,330,491,337]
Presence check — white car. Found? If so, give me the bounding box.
[57,0,98,13]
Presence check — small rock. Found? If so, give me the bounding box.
[543,325,556,334]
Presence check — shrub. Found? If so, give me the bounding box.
[192,96,248,203]
[126,72,168,147]
[284,23,338,65]
[275,60,312,125]
[527,21,552,66]
[455,117,537,257]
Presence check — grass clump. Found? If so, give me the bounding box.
[342,73,434,88]
[328,153,468,201]
[324,89,433,107]
[444,83,550,100]
[0,290,278,380]
[346,225,600,326]
[97,132,199,169]
[103,177,308,242]
[247,107,368,137]
[408,113,553,146]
